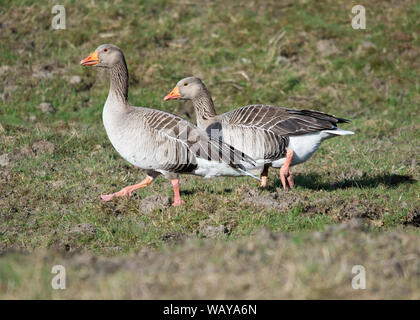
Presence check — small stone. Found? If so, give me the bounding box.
[37,102,56,114]
[0,123,4,133]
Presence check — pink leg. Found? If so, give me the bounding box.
[101,176,154,202]
[260,166,269,188]
[279,149,294,190]
[171,179,185,206]
[287,169,294,189]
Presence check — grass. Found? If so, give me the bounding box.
[0,0,419,298]
[1,227,419,299]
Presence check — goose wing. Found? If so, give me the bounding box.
[223,105,349,136]
[219,105,349,161]
[143,108,255,172]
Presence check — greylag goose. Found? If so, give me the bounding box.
[80,45,257,206]
[164,77,354,190]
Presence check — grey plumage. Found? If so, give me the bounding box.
[165,76,354,180]
[83,45,257,186]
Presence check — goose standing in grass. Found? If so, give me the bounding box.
[164,77,354,190]
[80,45,258,206]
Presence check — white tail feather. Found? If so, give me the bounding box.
[324,128,354,135]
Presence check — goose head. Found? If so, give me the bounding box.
[164,76,206,101]
[80,44,124,68]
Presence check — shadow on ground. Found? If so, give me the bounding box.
[272,173,416,191]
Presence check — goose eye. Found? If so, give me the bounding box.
[103,48,108,52]
[184,83,188,86]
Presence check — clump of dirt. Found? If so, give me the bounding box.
[32,62,64,80]
[404,208,420,227]
[36,102,56,114]
[1,85,19,101]
[371,77,388,94]
[68,223,96,236]
[139,194,171,214]
[401,47,420,65]
[340,200,383,220]
[31,140,56,155]
[200,225,227,239]
[316,39,340,57]
[100,201,123,217]
[67,75,94,92]
[0,169,11,185]
[302,195,335,216]
[19,145,35,158]
[0,153,10,167]
[0,65,11,76]
[0,145,36,167]
[241,188,302,212]
[69,75,82,85]
[161,232,194,245]
[303,197,384,222]
[8,145,35,163]
[49,238,83,253]
[393,30,413,42]
[356,41,377,55]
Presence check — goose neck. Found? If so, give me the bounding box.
[191,90,217,126]
[108,58,129,106]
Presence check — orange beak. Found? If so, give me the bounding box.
[164,86,181,101]
[80,50,99,66]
